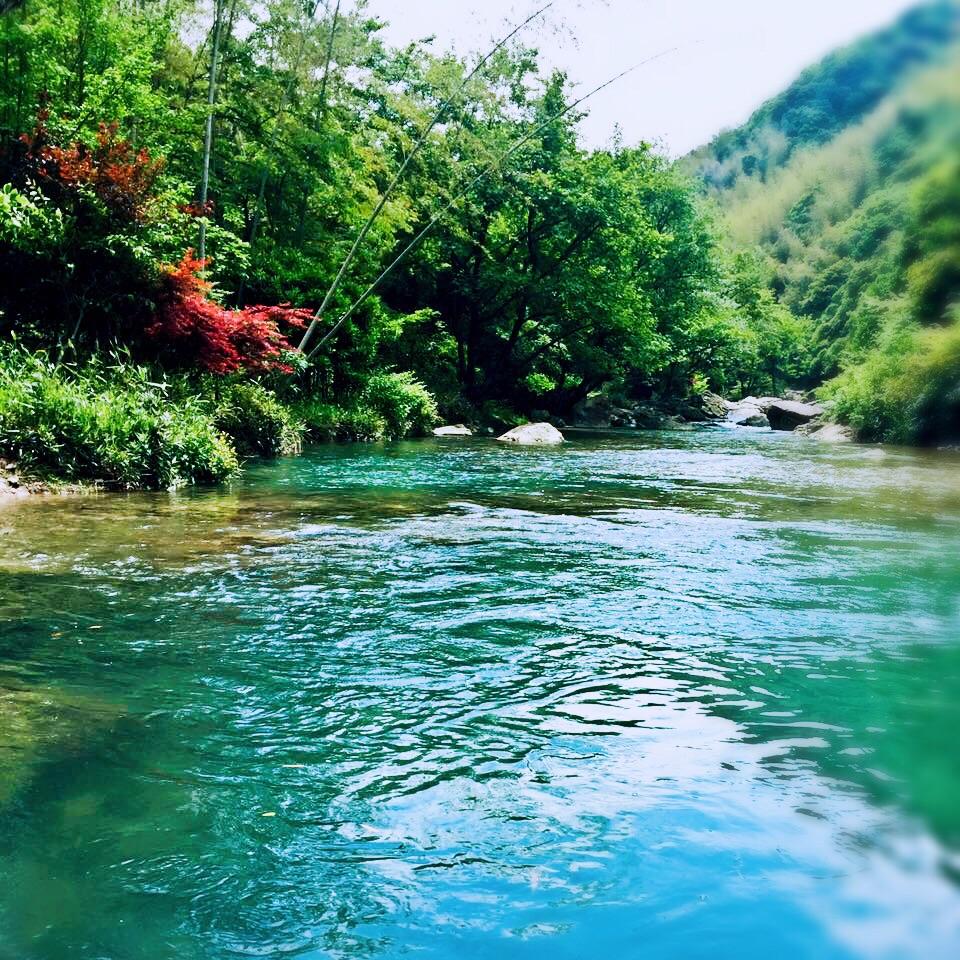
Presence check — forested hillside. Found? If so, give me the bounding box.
[687,1,960,444]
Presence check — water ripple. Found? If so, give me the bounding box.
[1,431,959,959]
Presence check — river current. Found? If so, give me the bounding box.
[1,428,959,959]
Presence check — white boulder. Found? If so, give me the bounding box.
[496,423,565,446]
[727,404,769,427]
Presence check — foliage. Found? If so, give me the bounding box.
[1,0,778,410]
[0,182,63,248]
[147,253,310,375]
[0,0,825,490]
[20,115,164,222]
[294,372,439,443]
[361,372,438,438]
[691,6,960,443]
[212,381,304,458]
[687,2,959,194]
[295,400,388,443]
[0,119,158,349]
[476,400,525,431]
[823,313,960,444]
[0,347,238,488]
[905,315,960,443]
[821,322,917,442]
[726,251,813,393]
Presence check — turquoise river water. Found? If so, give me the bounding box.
[1,428,960,959]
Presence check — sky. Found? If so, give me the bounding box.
[370,0,920,156]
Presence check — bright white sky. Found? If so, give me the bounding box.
[371,0,919,156]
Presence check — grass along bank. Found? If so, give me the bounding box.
[0,348,440,493]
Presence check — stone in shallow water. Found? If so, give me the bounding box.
[433,424,473,437]
[767,400,825,431]
[496,422,565,445]
[727,404,769,428]
[808,422,855,443]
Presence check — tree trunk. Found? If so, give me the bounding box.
[198,0,225,268]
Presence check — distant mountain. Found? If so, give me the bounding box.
[686,2,959,197]
[684,2,960,443]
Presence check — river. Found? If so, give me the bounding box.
[1,428,959,959]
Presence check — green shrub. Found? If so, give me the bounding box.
[295,400,388,442]
[361,372,438,438]
[294,371,438,443]
[900,317,960,445]
[213,381,304,458]
[823,314,960,445]
[0,184,64,250]
[337,407,391,442]
[0,349,238,489]
[823,341,913,443]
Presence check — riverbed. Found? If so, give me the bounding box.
[1,428,959,959]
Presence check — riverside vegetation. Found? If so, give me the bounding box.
[0,0,957,492]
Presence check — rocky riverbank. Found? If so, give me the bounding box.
[430,390,857,447]
[556,391,856,441]
[710,393,855,441]
[0,458,45,500]
[0,458,88,502]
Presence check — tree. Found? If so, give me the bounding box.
[1,0,789,418]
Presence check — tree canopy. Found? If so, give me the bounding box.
[1,0,808,437]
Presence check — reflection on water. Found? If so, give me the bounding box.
[1,429,959,959]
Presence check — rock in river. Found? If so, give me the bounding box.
[727,404,769,428]
[700,391,732,420]
[433,424,473,437]
[808,422,855,443]
[496,423,565,446]
[767,400,824,431]
[739,396,782,412]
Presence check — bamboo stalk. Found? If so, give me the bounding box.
[198,0,226,269]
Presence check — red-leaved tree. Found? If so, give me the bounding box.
[17,113,163,223]
[4,106,312,373]
[146,252,312,374]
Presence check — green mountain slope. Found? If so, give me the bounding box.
[686,1,960,443]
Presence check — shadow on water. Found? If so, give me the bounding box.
[1,429,960,958]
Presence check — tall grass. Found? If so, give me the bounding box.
[0,348,238,489]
